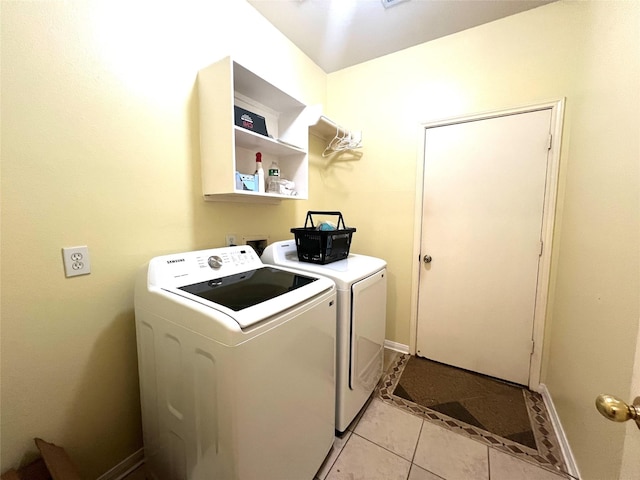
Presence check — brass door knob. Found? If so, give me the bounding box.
[595,394,640,429]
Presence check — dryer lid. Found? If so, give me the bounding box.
[262,240,387,288]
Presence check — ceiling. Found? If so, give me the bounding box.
[248,0,555,73]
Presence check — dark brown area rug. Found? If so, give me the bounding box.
[378,352,573,478]
[393,356,535,448]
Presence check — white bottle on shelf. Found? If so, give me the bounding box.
[255,152,265,193]
[267,160,280,193]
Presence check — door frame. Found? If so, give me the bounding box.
[409,99,565,390]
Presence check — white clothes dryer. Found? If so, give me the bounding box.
[135,245,336,480]
[262,240,387,432]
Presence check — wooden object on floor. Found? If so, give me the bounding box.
[0,439,81,480]
[35,438,82,480]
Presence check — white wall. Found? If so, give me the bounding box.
[0,1,326,477]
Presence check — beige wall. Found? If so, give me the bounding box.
[3,1,639,479]
[542,3,639,478]
[0,1,326,477]
[324,2,639,479]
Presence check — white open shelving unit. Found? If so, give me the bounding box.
[198,56,311,204]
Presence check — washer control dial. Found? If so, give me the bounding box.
[208,255,223,269]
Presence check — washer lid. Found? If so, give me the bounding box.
[262,240,387,288]
[164,266,333,329]
[178,266,317,311]
[146,246,334,329]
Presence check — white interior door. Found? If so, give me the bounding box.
[416,109,553,386]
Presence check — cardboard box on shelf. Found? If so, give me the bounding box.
[233,106,268,137]
[235,172,258,191]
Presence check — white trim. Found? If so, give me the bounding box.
[384,339,410,354]
[409,99,566,389]
[96,448,145,480]
[539,384,581,479]
[409,122,426,356]
[529,98,565,389]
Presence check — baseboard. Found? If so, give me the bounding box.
[384,339,410,354]
[96,448,145,480]
[538,384,581,479]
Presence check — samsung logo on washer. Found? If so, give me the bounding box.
[167,258,185,264]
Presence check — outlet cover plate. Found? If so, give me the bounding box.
[62,246,91,277]
[225,234,237,246]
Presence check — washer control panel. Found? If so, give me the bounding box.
[149,245,263,287]
[208,255,223,269]
[203,248,257,269]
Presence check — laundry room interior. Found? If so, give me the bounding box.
[1,1,639,480]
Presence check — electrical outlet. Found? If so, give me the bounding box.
[62,246,91,277]
[225,234,237,246]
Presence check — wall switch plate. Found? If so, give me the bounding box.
[62,246,91,277]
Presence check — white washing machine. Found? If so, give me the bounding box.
[134,245,336,480]
[262,240,387,432]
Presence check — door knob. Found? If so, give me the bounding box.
[423,255,432,264]
[595,394,640,429]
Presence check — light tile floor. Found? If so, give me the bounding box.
[315,395,569,480]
